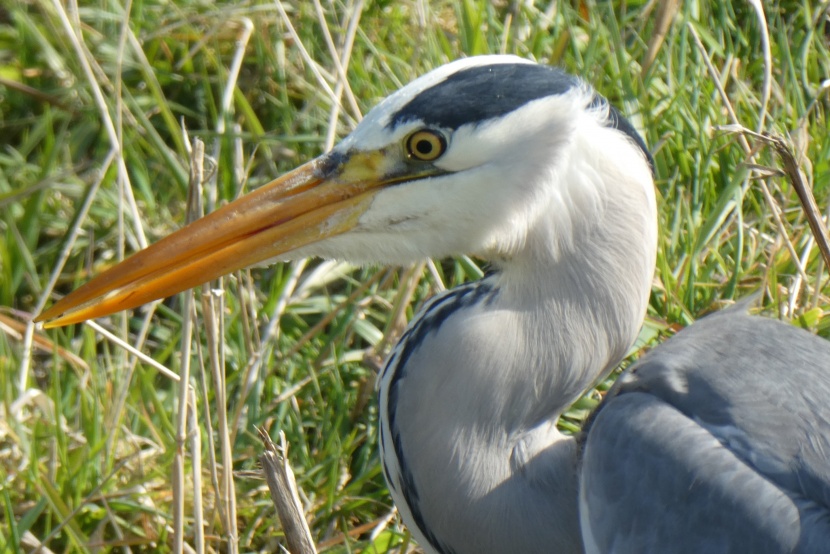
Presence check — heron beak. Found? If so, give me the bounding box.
[36,150,409,328]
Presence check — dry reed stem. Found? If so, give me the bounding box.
[189,386,205,553]
[86,320,178,381]
[641,0,679,75]
[258,430,318,554]
[173,137,205,553]
[687,22,811,296]
[23,149,115,388]
[202,288,239,553]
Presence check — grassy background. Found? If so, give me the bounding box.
[2,0,829,552]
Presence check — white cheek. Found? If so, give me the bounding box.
[359,175,481,232]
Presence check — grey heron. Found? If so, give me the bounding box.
[37,55,830,553]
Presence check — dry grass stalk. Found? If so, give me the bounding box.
[258,429,318,554]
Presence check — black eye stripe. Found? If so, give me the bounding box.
[389,63,580,130]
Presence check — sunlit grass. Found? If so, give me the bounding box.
[2,0,829,552]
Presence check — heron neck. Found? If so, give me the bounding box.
[489,161,657,423]
[496,227,654,418]
[382,207,655,554]
[383,138,657,554]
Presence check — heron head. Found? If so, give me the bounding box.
[37,55,652,327]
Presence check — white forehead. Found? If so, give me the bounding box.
[336,55,535,152]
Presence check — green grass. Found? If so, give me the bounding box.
[2,0,829,552]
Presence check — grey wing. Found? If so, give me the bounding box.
[580,308,830,554]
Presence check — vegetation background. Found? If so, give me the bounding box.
[1,0,829,552]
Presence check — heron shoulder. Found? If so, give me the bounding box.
[580,308,830,532]
[580,391,828,553]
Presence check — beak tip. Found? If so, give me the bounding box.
[33,315,55,328]
[34,304,74,328]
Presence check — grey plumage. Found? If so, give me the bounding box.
[369,58,830,554]
[38,55,830,554]
[581,306,830,553]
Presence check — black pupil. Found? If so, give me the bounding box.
[416,139,433,155]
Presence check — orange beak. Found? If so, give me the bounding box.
[36,150,402,328]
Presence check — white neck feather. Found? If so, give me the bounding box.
[380,116,656,554]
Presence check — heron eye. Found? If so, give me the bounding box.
[405,129,446,162]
